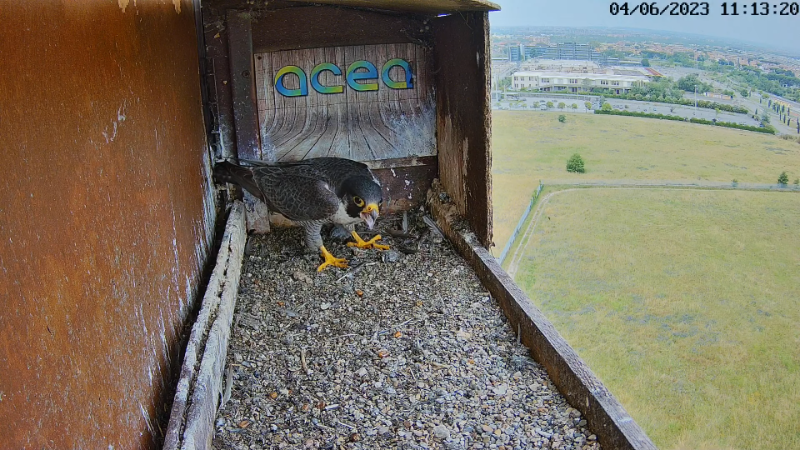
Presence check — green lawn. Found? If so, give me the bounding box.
[513,188,800,450]
[492,111,800,250]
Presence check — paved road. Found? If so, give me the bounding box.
[493,96,760,126]
[655,65,800,135]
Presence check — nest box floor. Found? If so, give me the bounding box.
[212,210,600,450]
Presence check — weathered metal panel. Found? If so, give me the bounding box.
[0,1,214,449]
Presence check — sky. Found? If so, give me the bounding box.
[489,0,799,54]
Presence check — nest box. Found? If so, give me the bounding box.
[205,0,500,247]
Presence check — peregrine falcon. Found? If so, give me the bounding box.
[214,157,389,271]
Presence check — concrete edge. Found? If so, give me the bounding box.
[427,185,658,450]
[164,201,247,450]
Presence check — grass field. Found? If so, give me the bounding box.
[492,111,800,250]
[513,188,800,450]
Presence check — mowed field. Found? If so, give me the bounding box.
[513,188,800,450]
[491,111,800,250]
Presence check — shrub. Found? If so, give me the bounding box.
[601,102,613,111]
[778,171,789,185]
[558,114,566,123]
[794,178,800,186]
[567,153,585,173]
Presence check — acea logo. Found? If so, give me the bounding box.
[274,58,413,97]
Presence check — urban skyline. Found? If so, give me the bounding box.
[489,0,800,56]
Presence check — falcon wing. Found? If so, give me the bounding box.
[252,168,339,222]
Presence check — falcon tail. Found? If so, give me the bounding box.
[213,161,265,202]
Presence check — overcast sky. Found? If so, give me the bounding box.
[489,0,799,54]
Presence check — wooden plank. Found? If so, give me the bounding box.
[281,0,500,14]
[255,42,435,163]
[227,11,261,160]
[227,11,270,233]
[164,201,247,450]
[251,6,432,53]
[372,162,437,213]
[203,6,236,160]
[364,155,437,170]
[427,190,658,450]
[432,11,492,248]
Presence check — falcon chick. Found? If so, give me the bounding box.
[214,157,389,271]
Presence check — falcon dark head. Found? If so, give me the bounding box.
[341,175,383,229]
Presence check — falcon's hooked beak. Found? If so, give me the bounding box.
[360,203,380,230]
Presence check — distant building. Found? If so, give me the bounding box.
[526,42,610,64]
[509,44,523,62]
[523,46,537,60]
[511,70,649,94]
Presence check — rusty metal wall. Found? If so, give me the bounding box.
[0,1,215,449]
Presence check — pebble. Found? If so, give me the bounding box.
[433,424,451,440]
[212,211,601,450]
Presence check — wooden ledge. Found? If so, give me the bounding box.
[164,201,247,450]
[427,181,657,450]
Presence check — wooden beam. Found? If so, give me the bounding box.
[251,6,432,53]
[227,10,262,160]
[281,0,500,14]
[428,184,658,450]
[164,201,247,450]
[227,11,271,233]
[432,11,492,248]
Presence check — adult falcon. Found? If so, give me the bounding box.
[213,157,389,271]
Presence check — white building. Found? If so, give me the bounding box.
[511,70,649,94]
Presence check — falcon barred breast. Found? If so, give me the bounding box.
[213,157,389,271]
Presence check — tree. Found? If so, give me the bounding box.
[641,58,650,67]
[558,114,566,123]
[546,101,554,109]
[584,101,592,110]
[677,73,712,93]
[778,171,789,185]
[558,102,566,110]
[566,154,585,173]
[571,103,578,110]
[601,102,613,111]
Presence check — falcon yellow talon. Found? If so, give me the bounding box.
[317,246,348,272]
[347,231,390,251]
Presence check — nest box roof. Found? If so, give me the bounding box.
[287,0,500,14]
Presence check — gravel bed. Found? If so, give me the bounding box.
[212,210,600,450]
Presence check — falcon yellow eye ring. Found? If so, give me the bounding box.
[353,196,365,207]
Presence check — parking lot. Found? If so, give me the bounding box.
[493,95,760,127]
